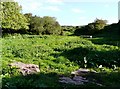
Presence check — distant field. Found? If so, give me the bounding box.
[1,34,120,88]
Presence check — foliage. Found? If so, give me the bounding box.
[42,16,61,35]
[74,19,107,35]
[1,34,120,88]
[61,26,76,35]
[1,1,120,87]
[1,2,29,32]
[24,15,61,35]
[24,13,32,23]
[2,35,120,71]
[29,16,44,35]
[117,20,120,34]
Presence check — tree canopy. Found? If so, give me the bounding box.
[24,14,61,35]
[74,19,107,35]
[1,1,29,32]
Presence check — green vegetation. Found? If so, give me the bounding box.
[74,19,107,35]
[61,26,76,35]
[24,14,61,35]
[1,2,61,35]
[1,1,120,88]
[1,2,29,32]
[1,34,120,88]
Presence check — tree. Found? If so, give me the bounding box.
[118,20,120,34]
[74,19,107,35]
[1,1,29,33]
[29,16,45,35]
[87,19,107,34]
[26,15,61,35]
[94,18,107,30]
[24,13,32,23]
[42,16,61,35]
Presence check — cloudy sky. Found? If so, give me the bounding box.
[15,0,119,26]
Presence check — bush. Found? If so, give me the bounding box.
[74,19,107,35]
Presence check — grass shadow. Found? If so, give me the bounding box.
[2,69,120,88]
[88,23,120,46]
[1,72,101,89]
[84,71,120,87]
[88,37,120,47]
[2,72,60,89]
[51,47,120,68]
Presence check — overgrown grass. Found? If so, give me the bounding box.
[1,34,120,88]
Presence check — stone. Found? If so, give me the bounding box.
[59,76,88,85]
[73,76,88,83]
[59,69,98,85]
[9,62,40,76]
[59,77,75,84]
[71,68,97,76]
[71,68,90,76]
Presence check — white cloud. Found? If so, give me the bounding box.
[15,0,62,12]
[107,17,118,24]
[30,2,42,10]
[43,0,119,3]
[44,6,60,11]
[45,0,64,5]
[61,0,119,3]
[104,4,110,8]
[15,0,43,13]
[92,16,118,24]
[72,8,85,13]
[78,17,86,20]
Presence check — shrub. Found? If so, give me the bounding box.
[74,19,107,35]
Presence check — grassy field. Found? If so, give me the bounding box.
[1,34,120,88]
